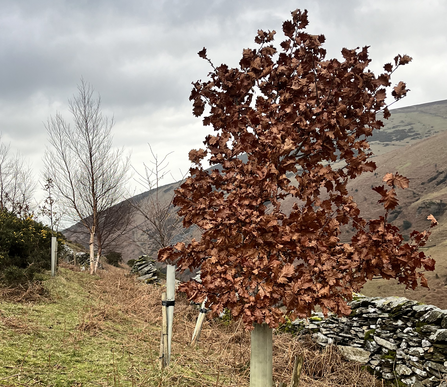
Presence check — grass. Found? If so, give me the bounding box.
[0,263,385,387]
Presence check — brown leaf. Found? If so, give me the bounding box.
[383,63,393,72]
[383,172,409,189]
[198,47,207,59]
[278,264,294,284]
[392,81,408,99]
[188,148,207,164]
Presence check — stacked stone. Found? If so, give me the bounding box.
[291,295,447,387]
[130,255,160,284]
[60,244,75,263]
[75,252,90,267]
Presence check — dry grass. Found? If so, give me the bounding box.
[89,264,383,387]
[0,280,48,303]
[0,263,385,386]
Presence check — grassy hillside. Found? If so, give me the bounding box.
[0,264,382,386]
[346,129,447,307]
[369,99,447,156]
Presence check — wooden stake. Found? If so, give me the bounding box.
[290,356,303,387]
[159,330,164,370]
[159,292,168,369]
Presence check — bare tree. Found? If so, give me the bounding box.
[44,80,130,274]
[39,178,63,233]
[64,199,135,258]
[0,135,36,214]
[130,145,186,257]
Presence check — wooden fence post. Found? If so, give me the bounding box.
[159,292,168,369]
[290,356,303,387]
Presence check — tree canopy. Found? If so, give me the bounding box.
[159,9,436,329]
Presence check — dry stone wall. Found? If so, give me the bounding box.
[291,295,447,387]
[130,255,161,284]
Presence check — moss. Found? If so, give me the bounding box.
[276,316,307,335]
[388,302,409,319]
[414,321,430,333]
[380,350,396,360]
[364,329,376,342]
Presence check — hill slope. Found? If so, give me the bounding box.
[64,99,447,305]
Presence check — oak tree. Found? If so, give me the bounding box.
[159,10,436,331]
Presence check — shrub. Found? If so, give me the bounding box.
[0,209,64,286]
[105,251,123,267]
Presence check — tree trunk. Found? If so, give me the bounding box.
[250,323,273,387]
[94,250,101,273]
[94,232,102,273]
[89,228,95,274]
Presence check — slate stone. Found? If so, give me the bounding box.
[401,376,417,385]
[413,305,439,318]
[412,367,428,378]
[396,364,413,376]
[429,329,447,342]
[374,336,397,351]
[409,347,425,357]
[337,345,370,364]
[424,361,447,373]
[381,372,395,380]
[420,310,445,324]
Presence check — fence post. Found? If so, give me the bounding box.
[290,355,303,387]
[159,292,168,369]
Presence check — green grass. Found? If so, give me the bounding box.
[0,269,161,386]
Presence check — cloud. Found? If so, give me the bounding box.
[0,0,446,210]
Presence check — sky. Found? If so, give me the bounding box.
[1,0,446,207]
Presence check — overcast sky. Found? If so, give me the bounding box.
[1,0,446,206]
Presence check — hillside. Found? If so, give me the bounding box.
[368,99,447,156]
[64,99,447,305]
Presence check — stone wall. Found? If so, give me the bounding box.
[291,295,447,387]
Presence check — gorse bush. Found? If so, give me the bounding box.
[0,209,65,286]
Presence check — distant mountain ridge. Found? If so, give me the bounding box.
[64,99,447,295]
